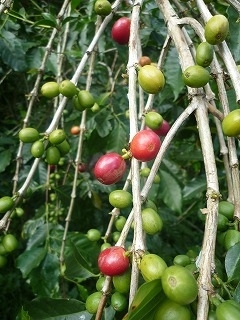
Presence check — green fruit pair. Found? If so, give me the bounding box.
[45,129,70,164]
[73,90,95,111]
[41,80,77,98]
[173,255,191,267]
[145,111,163,130]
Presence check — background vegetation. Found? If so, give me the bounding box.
[0,0,239,319]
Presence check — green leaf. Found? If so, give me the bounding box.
[64,233,99,281]
[41,13,57,23]
[36,161,48,186]
[26,224,49,250]
[103,305,116,320]
[0,149,11,173]
[16,307,31,320]
[225,242,240,281]
[62,16,79,25]
[34,12,57,28]
[22,217,45,240]
[29,253,60,297]
[71,0,82,11]
[7,9,27,20]
[233,282,240,303]
[127,280,165,320]
[24,298,89,320]
[16,247,47,278]
[182,177,206,201]
[228,6,240,62]
[26,47,58,74]
[106,122,127,153]
[159,170,182,213]
[164,47,185,101]
[94,110,113,137]
[96,92,112,106]
[162,158,183,178]
[33,20,56,29]
[0,30,27,71]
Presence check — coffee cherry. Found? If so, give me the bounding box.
[94,0,111,17]
[138,65,165,94]
[0,196,14,213]
[19,127,39,143]
[46,146,61,165]
[31,140,45,158]
[86,229,102,241]
[98,246,129,276]
[2,234,18,252]
[41,81,59,98]
[49,129,66,145]
[59,80,77,98]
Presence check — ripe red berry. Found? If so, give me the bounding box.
[93,153,126,185]
[98,246,129,276]
[130,130,161,161]
[111,17,131,45]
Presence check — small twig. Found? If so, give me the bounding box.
[207,102,224,121]
[59,17,101,271]
[212,55,240,219]
[95,276,112,320]
[225,0,240,14]
[127,0,145,307]
[12,0,71,195]
[0,0,13,14]
[8,0,121,204]
[141,99,198,199]
[195,0,240,103]
[214,116,234,203]
[155,2,220,319]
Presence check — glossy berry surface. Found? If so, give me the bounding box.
[130,130,161,161]
[93,153,126,185]
[111,17,131,45]
[98,246,129,276]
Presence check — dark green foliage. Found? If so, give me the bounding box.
[0,0,239,319]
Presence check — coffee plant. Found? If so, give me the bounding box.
[0,0,240,319]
